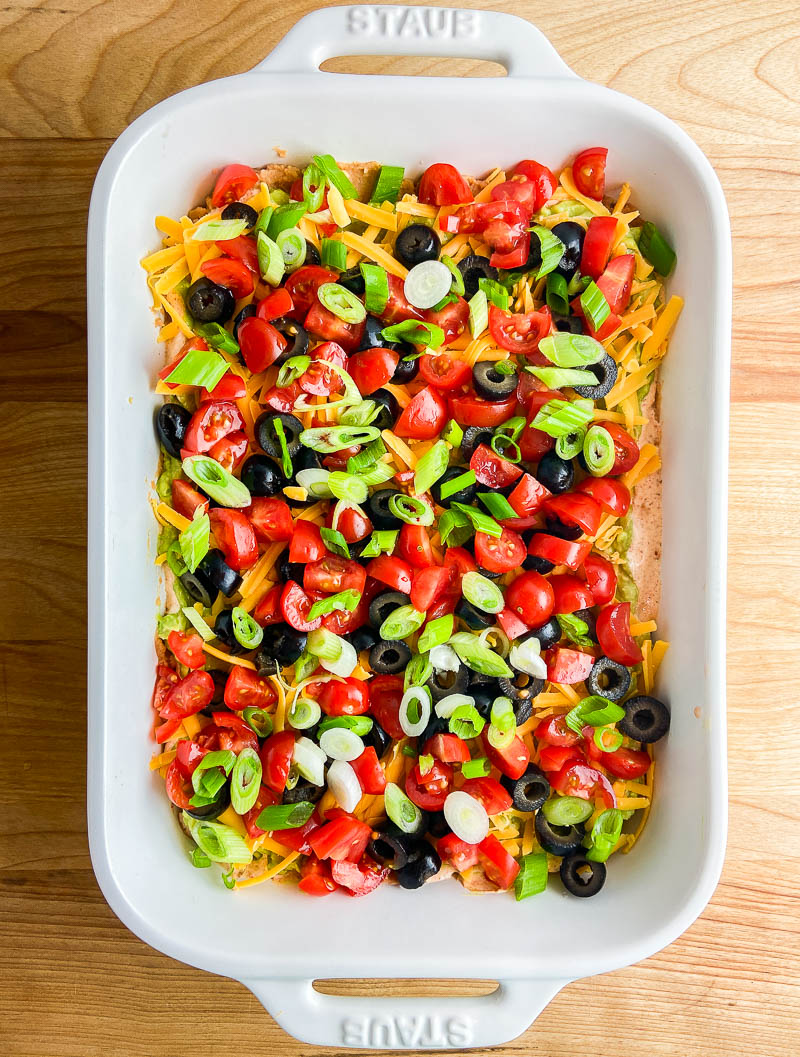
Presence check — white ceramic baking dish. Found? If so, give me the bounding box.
[87,6,730,1049]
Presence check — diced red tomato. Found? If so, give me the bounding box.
[421,296,469,346]
[298,855,338,897]
[215,234,259,273]
[330,857,389,896]
[511,160,557,209]
[199,372,247,403]
[167,630,205,670]
[551,760,615,809]
[200,256,254,298]
[259,730,296,793]
[285,266,339,316]
[410,565,454,611]
[319,677,370,717]
[183,401,243,455]
[272,813,323,854]
[238,317,287,373]
[252,584,283,626]
[418,352,472,390]
[210,163,259,208]
[305,303,364,351]
[600,746,651,780]
[507,473,551,517]
[474,527,527,575]
[546,647,595,685]
[397,524,435,569]
[489,236,531,270]
[460,776,512,815]
[478,834,520,890]
[538,744,585,773]
[165,760,194,809]
[489,304,552,356]
[152,665,179,715]
[575,477,631,515]
[299,341,348,397]
[261,381,302,412]
[256,287,293,321]
[597,254,635,314]
[482,730,530,780]
[211,711,259,753]
[323,503,373,544]
[159,670,214,720]
[535,715,581,747]
[503,570,555,627]
[528,534,592,571]
[442,547,477,579]
[209,508,258,571]
[470,444,523,489]
[249,497,294,545]
[437,833,479,873]
[580,216,618,279]
[601,423,640,476]
[418,163,473,206]
[394,386,448,440]
[596,602,642,666]
[347,347,399,395]
[350,747,387,794]
[571,147,608,201]
[304,555,366,595]
[550,574,595,615]
[280,581,323,632]
[496,606,530,641]
[422,733,471,765]
[406,760,453,810]
[243,785,280,839]
[583,553,617,607]
[171,479,209,520]
[449,392,519,429]
[224,667,276,711]
[207,430,248,473]
[545,493,603,536]
[289,520,327,562]
[309,815,372,862]
[365,555,412,594]
[175,738,208,778]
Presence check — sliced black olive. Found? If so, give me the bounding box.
[395,841,442,889]
[360,314,394,351]
[560,852,606,898]
[180,570,215,609]
[241,455,286,497]
[455,598,495,631]
[544,518,583,541]
[368,590,410,630]
[184,549,241,605]
[304,240,321,266]
[369,639,412,675]
[460,425,494,460]
[283,779,324,804]
[345,626,378,653]
[363,718,392,759]
[204,669,227,709]
[552,222,585,281]
[156,403,191,459]
[395,223,441,269]
[186,277,235,324]
[571,607,597,642]
[213,609,244,654]
[427,663,470,702]
[502,765,550,813]
[232,302,258,342]
[586,656,631,702]
[348,537,373,561]
[367,489,404,530]
[337,266,366,294]
[468,685,493,717]
[425,811,448,839]
[619,694,670,743]
[368,826,415,870]
[498,673,544,724]
[255,412,303,460]
[183,782,231,821]
[572,352,618,399]
[476,564,502,581]
[457,254,497,301]
[534,811,584,857]
[523,552,555,574]
[525,617,562,651]
[431,466,476,508]
[256,623,307,670]
[291,446,322,478]
[535,451,574,494]
[370,388,399,431]
[554,314,585,335]
[278,549,305,584]
[391,351,420,384]
[271,317,309,363]
[472,360,518,401]
[221,201,258,227]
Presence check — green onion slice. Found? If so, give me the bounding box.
[531,225,565,278]
[404,652,433,691]
[360,263,390,314]
[359,529,399,558]
[231,605,264,649]
[293,360,362,415]
[583,425,615,476]
[191,847,212,868]
[277,354,311,387]
[442,419,464,448]
[339,400,381,428]
[528,366,599,389]
[468,289,489,338]
[192,322,239,357]
[190,218,248,241]
[451,502,503,539]
[538,332,606,368]
[565,695,625,734]
[555,429,586,461]
[277,227,307,272]
[531,398,594,440]
[255,801,316,831]
[370,165,405,205]
[417,614,454,653]
[287,696,322,730]
[438,507,473,547]
[307,589,361,621]
[477,492,517,521]
[580,281,611,331]
[254,206,274,237]
[593,725,625,754]
[514,852,549,900]
[256,231,285,285]
[164,346,229,390]
[182,606,215,641]
[267,202,308,240]
[384,782,425,834]
[461,571,504,614]
[313,153,358,200]
[495,359,517,377]
[478,277,509,310]
[557,613,594,649]
[388,493,434,526]
[486,723,515,750]
[318,282,367,324]
[306,627,343,662]
[182,455,251,508]
[328,471,368,504]
[317,714,373,737]
[166,541,187,578]
[448,632,512,677]
[440,254,465,296]
[413,440,449,496]
[381,319,445,348]
[302,163,326,212]
[638,221,676,276]
[321,237,347,271]
[243,707,273,738]
[299,424,381,453]
[545,272,570,316]
[319,526,350,558]
[461,757,491,779]
[380,605,426,641]
[439,469,476,501]
[399,685,432,737]
[179,512,210,574]
[448,703,486,740]
[490,696,515,734]
[230,748,262,814]
[585,808,624,863]
[183,815,253,864]
[542,795,594,827]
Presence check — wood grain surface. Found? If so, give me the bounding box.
[2,1,799,1054]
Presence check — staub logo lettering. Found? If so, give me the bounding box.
[341,1014,474,1048]
[346,7,479,39]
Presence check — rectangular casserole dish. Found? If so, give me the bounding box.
[87,7,730,1049]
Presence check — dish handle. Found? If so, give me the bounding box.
[239,976,570,1049]
[249,6,575,80]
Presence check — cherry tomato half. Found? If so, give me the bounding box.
[183,401,243,455]
[474,527,527,575]
[209,508,258,571]
[583,553,617,607]
[551,760,615,809]
[238,317,287,373]
[503,570,554,626]
[224,667,276,711]
[438,833,479,873]
[449,392,519,428]
[546,647,595,685]
[575,477,631,516]
[249,497,294,545]
[159,670,215,720]
[167,631,205,670]
[171,479,209,520]
[284,266,339,316]
[260,730,296,793]
[280,581,323,633]
[544,493,603,536]
[602,423,640,476]
[470,444,523,489]
[304,555,366,596]
[418,163,473,206]
[597,254,635,315]
[418,352,472,390]
[210,163,259,208]
[511,160,557,209]
[572,147,608,201]
[459,776,512,815]
[528,534,592,572]
[580,216,618,279]
[405,760,453,810]
[482,730,530,780]
[200,257,254,298]
[368,674,405,739]
[410,565,454,611]
[550,574,595,615]
[366,555,412,594]
[347,347,399,395]
[393,386,448,440]
[488,304,552,356]
[421,297,469,346]
[288,520,327,562]
[319,677,370,717]
[596,602,642,666]
[478,834,520,890]
[309,815,373,862]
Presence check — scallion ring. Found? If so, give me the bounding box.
[380,605,426,641]
[295,468,333,498]
[399,685,432,737]
[388,493,434,527]
[443,791,489,845]
[230,748,262,814]
[231,606,263,650]
[384,782,425,834]
[243,706,273,738]
[583,425,615,476]
[461,571,504,614]
[328,471,368,504]
[276,227,307,272]
[317,282,367,324]
[183,815,253,864]
[277,355,311,387]
[318,727,364,762]
[434,693,476,719]
[292,736,327,786]
[299,425,381,454]
[287,696,322,730]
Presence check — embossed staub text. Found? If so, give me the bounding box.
[341,1014,474,1048]
[346,7,479,39]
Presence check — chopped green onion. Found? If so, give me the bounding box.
[495,359,517,377]
[593,725,625,753]
[370,165,405,205]
[277,227,306,272]
[293,361,362,415]
[384,782,425,834]
[442,419,463,448]
[270,189,290,206]
[388,493,434,526]
[277,354,311,387]
[339,400,381,428]
[359,529,399,558]
[230,748,262,814]
[430,292,458,313]
[557,613,594,649]
[347,438,386,473]
[583,424,615,476]
[440,254,465,295]
[302,163,326,212]
[542,795,594,826]
[487,723,515,750]
[164,346,229,390]
[287,696,322,730]
[254,206,274,237]
[478,277,509,310]
[318,282,367,324]
[165,541,188,578]
[299,424,381,453]
[438,507,473,547]
[402,745,418,758]
[381,319,445,348]
[638,221,676,276]
[191,750,235,800]
[418,753,434,776]
[181,605,215,641]
[257,231,284,285]
[567,271,590,296]
[271,416,294,480]
[468,289,488,338]
[319,526,350,558]
[493,415,526,441]
[461,757,491,779]
[361,462,397,488]
[490,696,515,734]
[448,632,512,677]
[255,801,316,831]
[179,512,210,574]
[477,492,517,521]
[321,237,347,271]
[313,153,358,200]
[417,614,454,653]
[266,202,308,241]
[399,685,432,737]
[182,455,251,508]
[489,434,521,463]
[295,468,332,499]
[307,589,361,621]
[451,502,503,539]
[293,651,320,683]
[243,707,273,738]
[183,815,253,864]
[461,571,504,614]
[413,440,449,496]
[328,471,368,504]
[530,225,565,278]
[531,399,594,440]
[448,703,486,740]
[191,847,212,868]
[538,332,605,368]
[360,263,390,314]
[528,366,598,389]
[190,218,248,241]
[221,868,235,889]
[380,605,426,641]
[545,272,570,316]
[192,322,239,356]
[317,714,373,737]
[585,808,624,863]
[565,695,625,734]
[580,281,611,331]
[439,469,476,501]
[555,429,586,460]
[231,606,264,649]
[514,852,548,900]
[404,652,433,690]
[306,627,343,662]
